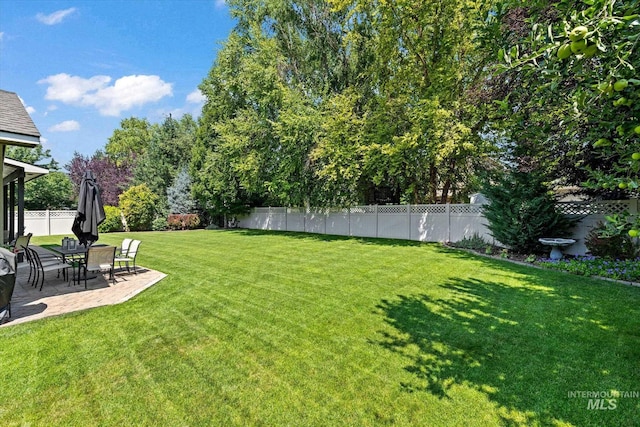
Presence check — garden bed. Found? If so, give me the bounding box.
[447,242,640,286]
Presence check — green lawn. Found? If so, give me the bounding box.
[1,230,639,426]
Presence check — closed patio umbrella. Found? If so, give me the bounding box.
[72,171,106,246]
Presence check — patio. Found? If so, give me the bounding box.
[2,259,166,326]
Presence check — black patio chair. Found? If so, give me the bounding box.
[25,247,72,291]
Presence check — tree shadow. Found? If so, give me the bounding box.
[375,277,640,426]
[230,228,430,247]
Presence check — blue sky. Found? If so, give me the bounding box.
[0,0,235,169]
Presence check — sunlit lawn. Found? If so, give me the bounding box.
[1,229,638,426]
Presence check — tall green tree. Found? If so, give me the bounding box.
[105,117,151,167]
[134,114,197,202]
[22,172,73,210]
[5,145,73,209]
[330,0,497,203]
[194,0,499,213]
[6,145,59,170]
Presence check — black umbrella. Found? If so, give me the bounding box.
[72,171,106,246]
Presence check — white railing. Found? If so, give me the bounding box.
[238,200,639,256]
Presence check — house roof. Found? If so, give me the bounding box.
[3,157,49,184]
[0,89,41,147]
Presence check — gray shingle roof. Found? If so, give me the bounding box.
[0,89,41,139]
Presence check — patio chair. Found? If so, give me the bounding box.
[23,246,67,287]
[11,233,32,263]
[25,247,72,291]
[117,238,133,257]
[114,239,141,274]
[79,245,116,288]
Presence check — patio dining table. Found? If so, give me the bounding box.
[46,244,107,283]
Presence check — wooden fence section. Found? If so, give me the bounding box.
[238,200,639,256]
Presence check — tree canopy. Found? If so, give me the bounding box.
[192,0,499,216]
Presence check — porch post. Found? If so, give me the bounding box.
[17,174,25,236]
[2,183,7,242]
[9,181,15,240]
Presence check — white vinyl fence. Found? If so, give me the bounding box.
[237,200,639,256]
[19,210,76,237]
[20,200,638,256]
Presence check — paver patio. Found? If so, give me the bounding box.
[2,260,166,326]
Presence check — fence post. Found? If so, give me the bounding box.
[375,205,379,238]
[324,208,327,235]
[407,204,412,240]
[446,204,451,243]
[46,209,51,236]
[348,206,351,237]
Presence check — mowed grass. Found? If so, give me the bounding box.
[1,229,639,426]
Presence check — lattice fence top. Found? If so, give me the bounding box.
[24,211,47,218]
[350,206,377,214]
[450,204,484,214]
[556,201,633,215]
[251,201,636,216]
[50,211,76,218]
[378,205,408,214]
[411,205,447,214]
[22,210,78,218]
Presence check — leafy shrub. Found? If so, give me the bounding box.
[119,184,159,231]
[482,171,577,254]
[152,217,168,231]
[98,205,124,233]
[167,214,201,230]
[585,222,638,260]
[451,233,488,250]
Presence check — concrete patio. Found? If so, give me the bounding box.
[2,260,166,327]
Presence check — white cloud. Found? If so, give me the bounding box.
[40,74,111,103]
[36,8,77,25]
[49,120,80,132]
[39,73,173,116]
[214,0,226,9]
[186,89,205,104]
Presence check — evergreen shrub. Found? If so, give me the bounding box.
[152,217,168,231]
[482,171,577,254]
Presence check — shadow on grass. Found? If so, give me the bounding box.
[375,277,640,426]
[229,228,429,247]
